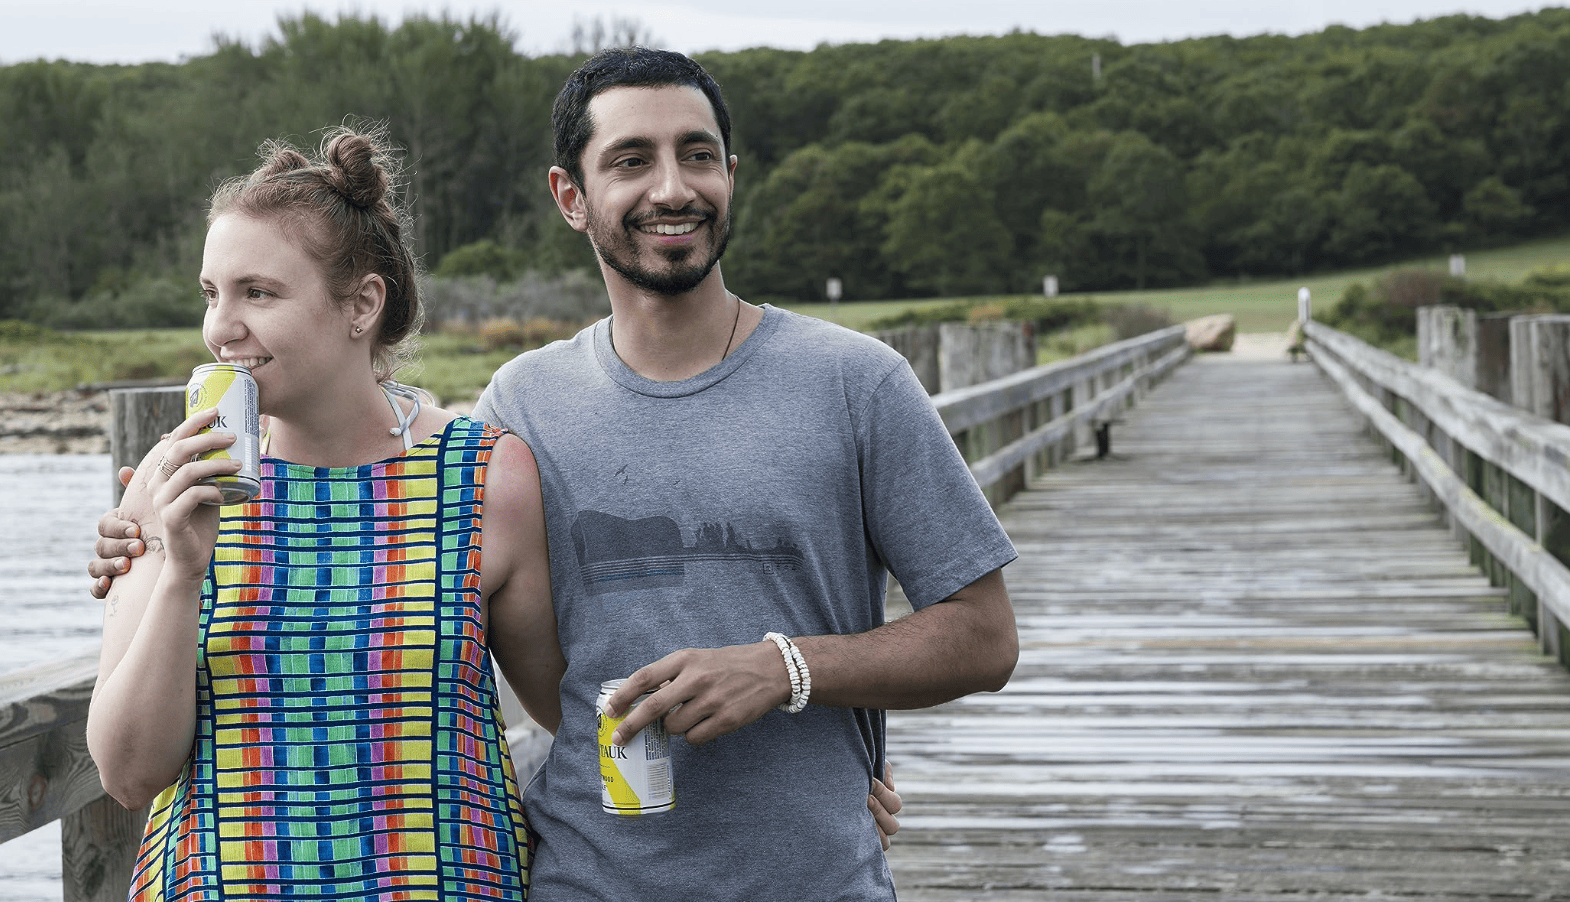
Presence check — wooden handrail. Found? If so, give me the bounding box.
[0,650,143,901]
[0,385,186,901]
[1305,320,1570,667]
[1309,321,1570,515]
[933,324,1190,505]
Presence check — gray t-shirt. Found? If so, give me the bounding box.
[474,304,1016,900]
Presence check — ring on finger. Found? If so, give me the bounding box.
[157,456,180,478]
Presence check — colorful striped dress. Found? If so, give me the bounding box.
[128,417,533,901]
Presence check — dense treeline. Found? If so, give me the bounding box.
[1,9,1566,327]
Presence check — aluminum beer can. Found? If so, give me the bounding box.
[185,363,261,505]
[597,679,675,815]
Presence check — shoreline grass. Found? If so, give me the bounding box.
[5,232,1566,399]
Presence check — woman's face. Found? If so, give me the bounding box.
[199,213,355,417]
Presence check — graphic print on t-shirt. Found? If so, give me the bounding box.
[572,509,804,595]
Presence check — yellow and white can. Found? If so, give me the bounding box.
[597,679,675,815]
[185,363,261,505]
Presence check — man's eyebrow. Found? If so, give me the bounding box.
[678,129,722,147]
[597,130,722,161]
[601,136,655,158]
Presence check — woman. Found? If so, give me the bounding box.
[87,125,561,900]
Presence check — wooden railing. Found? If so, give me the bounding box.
[0,650,142,901]
[933,323,1191,506]
[1306,320,1570,669]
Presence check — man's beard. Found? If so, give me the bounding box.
[586,203,733,296]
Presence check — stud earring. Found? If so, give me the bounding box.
[354,325,364,334]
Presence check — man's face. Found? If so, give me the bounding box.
[573,85,736,296]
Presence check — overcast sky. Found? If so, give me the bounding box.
[2,0,1557,65]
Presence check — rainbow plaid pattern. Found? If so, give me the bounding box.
[128,418,531,901]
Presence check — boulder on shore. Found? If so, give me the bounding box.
[1184,314,1236,352]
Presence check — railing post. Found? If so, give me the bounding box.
[1510,315,1570,425]
[62,796,148,902]
[1073,375,1093,453]
[108,387,187,503]
[1477,313,1515,403]
[1417,305,1479,389]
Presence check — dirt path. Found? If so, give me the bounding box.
[1225,331,1293,360]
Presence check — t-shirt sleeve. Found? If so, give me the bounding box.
[856,360,1017,609]
[471,384,502,429]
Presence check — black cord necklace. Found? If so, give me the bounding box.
[721,293,742,361]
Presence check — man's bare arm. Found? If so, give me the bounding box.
[606,569,1017,745]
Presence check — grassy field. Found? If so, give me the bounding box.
[4,233,1566,401]
[0,323,523,405]
[783,232,1570,334]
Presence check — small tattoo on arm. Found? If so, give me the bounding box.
[107,594,119,617]
[145,536,165,553]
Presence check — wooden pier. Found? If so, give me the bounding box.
[885,352,1570,900]
[8,326,1570,899]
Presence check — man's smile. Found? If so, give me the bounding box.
[641,222,700,236]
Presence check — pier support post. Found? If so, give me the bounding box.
[61,797,148,902]
[107,387,186,504]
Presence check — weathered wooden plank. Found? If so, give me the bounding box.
[885,353,1570,900]
[0,651,100,844]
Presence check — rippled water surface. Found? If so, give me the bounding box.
[0,453,114,900]
[1,454,112,671]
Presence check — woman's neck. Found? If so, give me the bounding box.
[263,379,415,467]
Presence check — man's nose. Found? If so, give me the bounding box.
[648,156,698,208]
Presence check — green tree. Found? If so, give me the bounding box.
[879,147,1014,297]
[1461,176,1534,240]
[0,149,88,308]
[434,240,528,280]
[730,135,937,301]
[1325,163,1438,263]
[1086,131,1198,289]
[977,112,1084,289]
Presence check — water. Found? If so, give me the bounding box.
[0,454,112,672]
[0,453,114,901]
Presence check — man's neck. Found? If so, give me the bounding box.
[605,270,753,382]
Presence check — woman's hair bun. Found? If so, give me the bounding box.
[322,130,389,209]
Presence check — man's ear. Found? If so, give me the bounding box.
[549,166,589,233]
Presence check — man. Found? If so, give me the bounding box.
[95,48,1018,899]
[478,47,1017,899]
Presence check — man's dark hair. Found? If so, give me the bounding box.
[552,47,732,188]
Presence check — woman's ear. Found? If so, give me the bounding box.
[351,273,387,336]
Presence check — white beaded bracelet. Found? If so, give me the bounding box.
[765,632,811,714]
[786,642,811,711]
[764,632,799,702]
